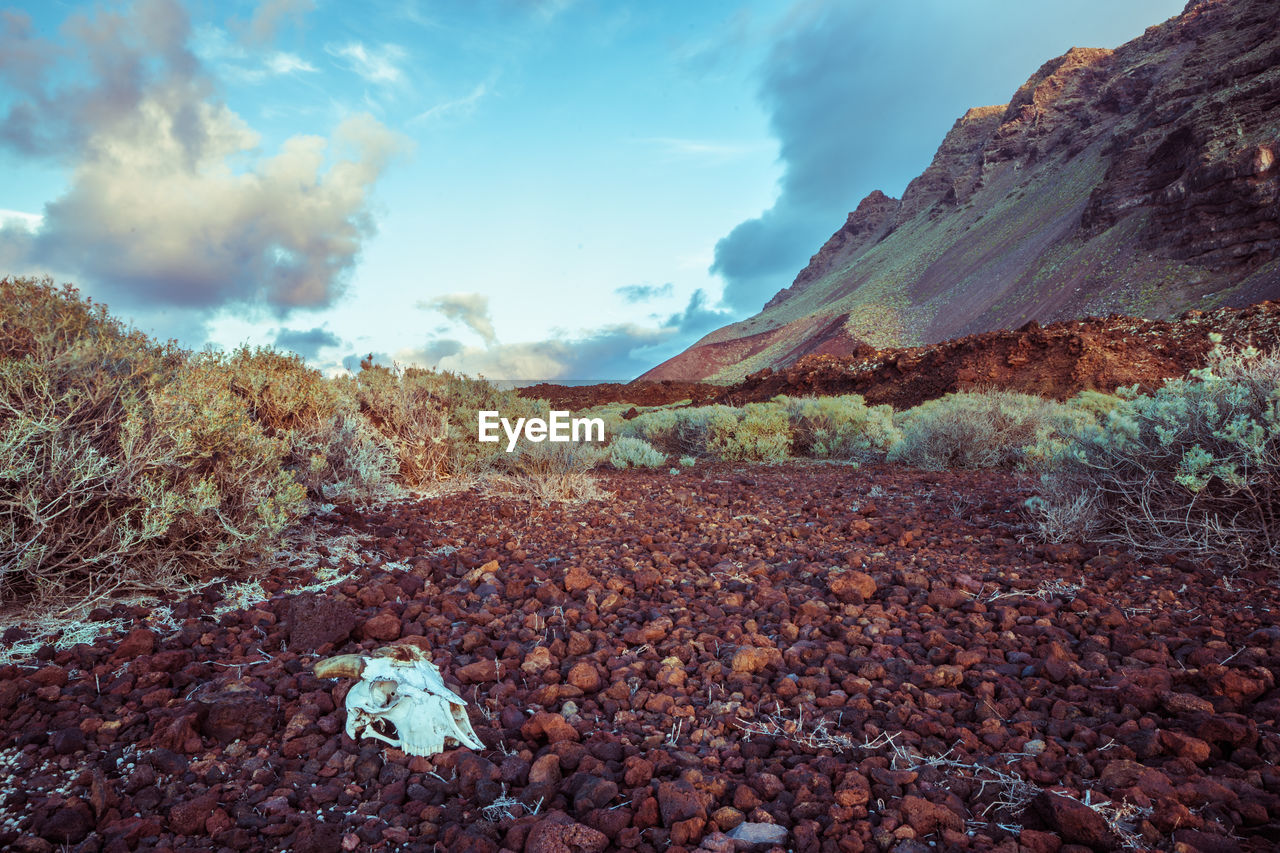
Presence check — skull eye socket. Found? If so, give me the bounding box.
[371,717,399,740]
[371,680,399,706]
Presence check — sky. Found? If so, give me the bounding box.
[0,0,1188,381]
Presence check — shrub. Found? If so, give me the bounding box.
[889,390,1087,470]
[482,440,604,502]
[349,364,540,484]
[707,402,792,462]
[779,394,901,462]
[0,279,306,602]
[1035,346,1280,569]
[1065,389,1123,422]
[618,405,739,457]
[217,346,400,503]
[608,436,667,469]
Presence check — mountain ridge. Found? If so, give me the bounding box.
[643,0,1280,382]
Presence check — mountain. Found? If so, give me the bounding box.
[643,0,1280,382]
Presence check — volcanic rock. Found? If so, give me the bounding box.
[1030,791,1121,850]
[524,811,608,853]
[285,593,358,652]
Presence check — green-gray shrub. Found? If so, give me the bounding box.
[779,394,901,462]
[608,436,667,469]
[618,404,739,457]
[1065,389,1124,423]
[707,402,792,462]
[1035,346,1280,569]
[889,389,1088,470]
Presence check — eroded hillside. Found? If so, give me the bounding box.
[645,0,1280,382]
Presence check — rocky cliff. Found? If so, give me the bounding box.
[644,0,1280,382]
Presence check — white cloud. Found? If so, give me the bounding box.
[326,41,407,85]
[266,52,317,75]
[410,83,488,125]
[397,339,570,380]
[0,0,406,337]
[394,290,733,381]
[418,293,497,345]
[0,209,42,232]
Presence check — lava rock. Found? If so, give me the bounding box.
[286,593,359,652]
[1029,791,1121,851]
[524,811,608,853]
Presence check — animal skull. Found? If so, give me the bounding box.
[314,644,482,757]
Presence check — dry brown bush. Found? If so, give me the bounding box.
[216,346,399,503]
[0,277,306,604]
[481,440,605,502]
[346,363,543,484]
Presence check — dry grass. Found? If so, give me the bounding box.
[481,784,544,822]
[481,440,606,503]
[970,578,1083,604]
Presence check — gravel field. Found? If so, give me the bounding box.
[2,462,1278,852]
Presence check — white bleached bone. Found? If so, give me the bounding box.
[314,644,482,757]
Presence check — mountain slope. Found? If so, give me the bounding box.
[644,0,1280,382]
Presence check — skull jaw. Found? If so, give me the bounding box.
[345,687,483,757]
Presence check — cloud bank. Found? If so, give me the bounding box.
[394,289,730,381]
[0,0,403,340]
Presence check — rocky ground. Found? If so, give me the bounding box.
[2,462,1279,853]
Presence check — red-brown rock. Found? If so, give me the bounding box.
[524,812,608,853]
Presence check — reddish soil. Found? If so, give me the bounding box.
[525,302,1280,412]
[3,463,1278,852]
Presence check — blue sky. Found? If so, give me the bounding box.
[0,0,1186,380]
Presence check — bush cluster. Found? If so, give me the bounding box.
[888,389,1089,471]
[0,278,306,602]
[10,272,1267,600]
[0,277,593,604]
[616,394,897,465]
[779,395,900,462]
[608,436,668,469]
[1034,345,1280,570]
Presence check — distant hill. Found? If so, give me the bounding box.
[643,0,1280,381]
